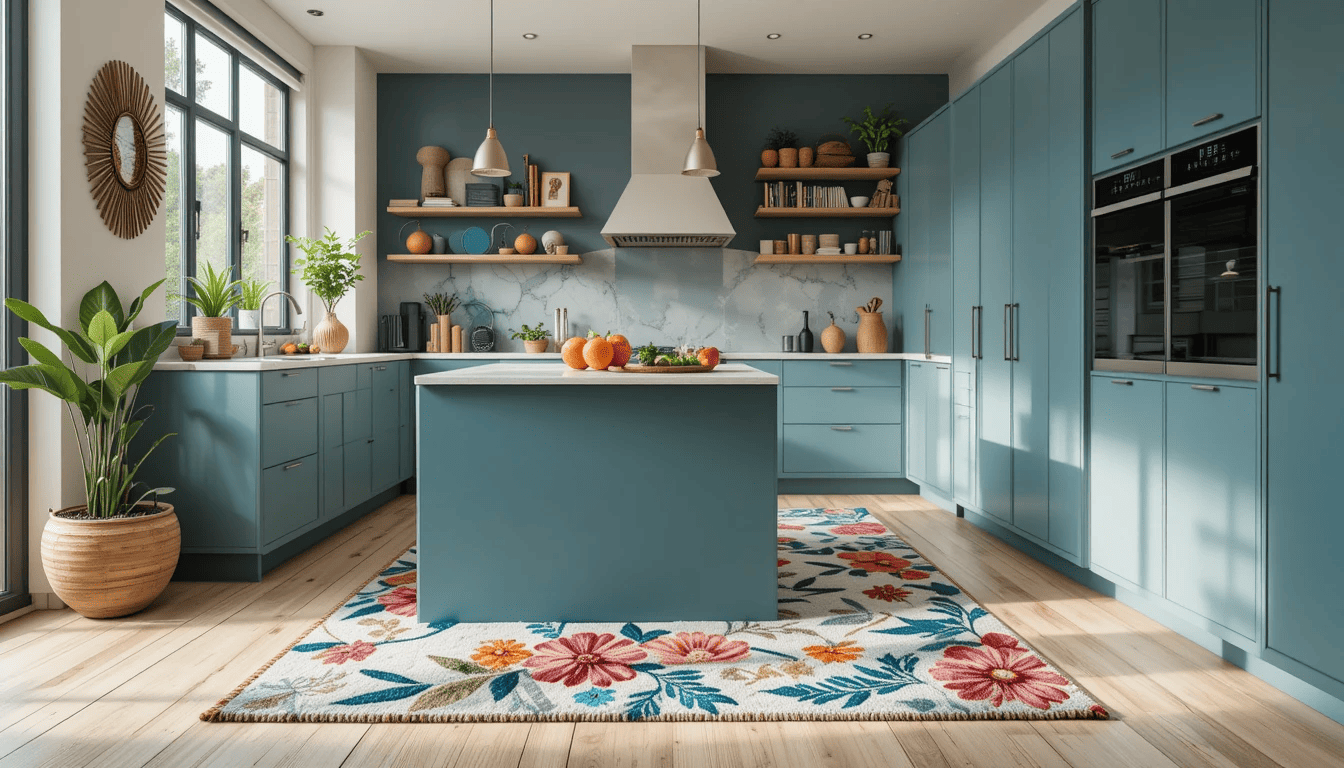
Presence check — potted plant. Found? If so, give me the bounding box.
[504,182,525,207]
[286,228,371,354]
[238,278,271,330]
[766,127,800,168]
[176,338,206,361]
[424,291,461,352]
[0,280,180,618]
[511,322,551,353]
[841,104,911,168]
[182,261,242,358]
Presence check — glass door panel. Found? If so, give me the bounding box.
[1093,200,1166,369]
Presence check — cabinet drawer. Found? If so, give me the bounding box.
[262,368,317,405]
[261,397,318,469]
[261,455,318,545]
[782,386,901,424]
[319,365,357,396]
[783,360,903,388]
[783,424,902,475]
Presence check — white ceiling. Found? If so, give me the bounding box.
[262,0,1054,74]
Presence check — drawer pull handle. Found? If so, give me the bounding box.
[285,399,304,406]
[1190,384,1220,392]
[1192,112,1223,127]
[1110,148,1134,159]
[831,387,854,392]
[828,361,853,367]
[1110,379,1134,386]
[367,439,375,444]
[830,425,854,431]
[281,372,301,378]
[374,366,388,371]
[283,461,304,470]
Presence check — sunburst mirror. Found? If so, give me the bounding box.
[82,60,167,239]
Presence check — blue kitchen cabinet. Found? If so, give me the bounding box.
[343,438,372,505]
[779,361,903,479]
[898,127,927,353]
[977,63,1016,526]
[782,425,902,475]
[1265,0,1344,690]
[925,109,953,357]
[1093,0,1164,171]
[905,362,928,484]
[951,88,982,508]
[261,457,318,546]
[1164,0,1259,147]
[929,363,953,494]
[1089,376,1164,592]
[1165,382,1258,641]
[320,393,344,519]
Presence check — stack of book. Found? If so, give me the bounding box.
[522,154,540,207]
[763,182,851,209]
[422,197,459,208]
[875,230,893,254]
[389,198,419,208]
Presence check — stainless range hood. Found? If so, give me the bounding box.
[601,46,735,248]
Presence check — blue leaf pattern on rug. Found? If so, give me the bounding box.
[202,508,1110,722]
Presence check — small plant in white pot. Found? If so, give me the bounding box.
[510,322,551,353]
[286,228,370,354]
[238,278,271,330]
[182,261,242,358]
[0,280,181,618]
[841,104,911,168]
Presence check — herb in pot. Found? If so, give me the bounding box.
[510,322,549,341]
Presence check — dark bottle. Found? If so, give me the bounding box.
[797,311,814,353]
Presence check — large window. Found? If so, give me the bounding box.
[165,5,290,330]
[2,0,27,615]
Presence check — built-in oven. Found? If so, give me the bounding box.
[1092,126,1259,380]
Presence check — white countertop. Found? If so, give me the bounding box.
[415,362,778,386]
[155,350,948,372]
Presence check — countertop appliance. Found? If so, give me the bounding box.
[381,301,425,352]
[1092,125,1259,380]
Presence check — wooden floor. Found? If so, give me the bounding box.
[2,493,1342,768]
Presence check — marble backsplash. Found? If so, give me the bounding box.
[377,248,895,353]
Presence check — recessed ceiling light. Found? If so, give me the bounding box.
[306,9,324,16]
[857,33,873,40]
[766,33,781,40]
[522,33,538,39]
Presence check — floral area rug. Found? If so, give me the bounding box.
[202,508,1108,723]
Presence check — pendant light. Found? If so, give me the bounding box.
[472,0,510,177]
[682,0,719,177]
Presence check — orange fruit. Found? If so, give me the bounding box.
[607,333,632,367]
[583,336,614,370]
[561,337,589,369]
[282,343,298,355]
[697,347,720,368]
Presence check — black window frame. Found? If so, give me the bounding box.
[165,2,292,334]
[1,0,29,617]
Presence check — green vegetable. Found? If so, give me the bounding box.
[636,343,660,366]
[510,322,549,341]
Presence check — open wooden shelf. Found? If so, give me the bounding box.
[754,254,902,265]
[755,206,900,219]
[754,167,901,181]
[386,206,582,218]
[386,253,583,265]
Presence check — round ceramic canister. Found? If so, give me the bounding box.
[787,233,801,254]
[773,240,788,255]
[760,239,773,255]
[802,234,818,255]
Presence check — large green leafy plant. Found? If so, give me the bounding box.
[841,104,911,154]
[0,281,178,518]
[286,228,371,314]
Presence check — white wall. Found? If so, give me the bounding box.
[947,0,1079,96]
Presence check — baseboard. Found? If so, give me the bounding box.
[778,478,918,496]
[0,601,35,625]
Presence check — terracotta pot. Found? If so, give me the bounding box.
[313,311,350,354]
[821,322,846,353]
[761,149,779,168]
[856,311,888,353]
[191,316,233,358]
[778,147,799,168]
[524,339,549,354]
[42,503,180,618]
[799,146,815,167]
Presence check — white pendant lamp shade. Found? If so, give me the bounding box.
[682,128,719,177]
[473,127,510,177]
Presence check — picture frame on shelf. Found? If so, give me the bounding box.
[540,172,570,207]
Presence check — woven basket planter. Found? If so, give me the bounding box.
[42,503,180,619]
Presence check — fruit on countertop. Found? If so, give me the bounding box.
[583,331,614,370]
[282,343,298,355]
[297,343,309,353]
[310,345,321,354]
[697,347,720,368]
[561,337,588,369]
[607,333,632,368]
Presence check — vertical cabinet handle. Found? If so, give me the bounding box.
[1010,303,1021,361]
[1192,113,1224,127]
[969,306,978,360]
[924,306,932,359]
[975,306,983,360]
[1110,148,1134,160]
[1003,304,1011,360]
[1267,286,1281,381]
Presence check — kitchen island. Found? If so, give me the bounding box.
[414,362,779,623]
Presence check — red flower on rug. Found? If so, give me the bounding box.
[778,558,791,567]
[315,640,376,665]
[523,632,648,687]
[837,551,931,579]
[862,584,913,603]
[830,522,887,535]
[376,586,417,617]
[929,632,1071,710]
[778,523,805,530]
[642,632,751,665]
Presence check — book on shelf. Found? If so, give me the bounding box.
[762,182,851,209]
[522,154,530,206]
[421,197,459,207]
[389,199,419,207]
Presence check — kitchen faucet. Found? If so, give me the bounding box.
[256,292,303,358]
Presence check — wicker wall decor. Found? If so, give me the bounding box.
[82,60,167,239]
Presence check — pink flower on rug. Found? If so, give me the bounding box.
[523,632,647,687]
[836,551,930,579]
[778,523,805,530]
[376,586,417,617]
[315,640,376,665]
[642,632,750,665]
[830,522,887,535]
[929,632,1071,710]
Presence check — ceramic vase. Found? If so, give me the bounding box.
[238,309,261,330]
[191,316,233,358]
[867,152,891,168]
[822,321,846,353]
[313,311,350,354]
[857,311,888,353]
[42,504,179,618]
